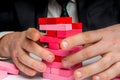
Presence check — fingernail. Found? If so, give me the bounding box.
[46,54,54,62]
[62,40,68,49]
[76,71,82,78]
[62,60,71,68]
[94,76,100,80]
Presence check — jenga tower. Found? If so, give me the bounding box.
[38,17,82,80]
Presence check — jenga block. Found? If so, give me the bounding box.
[46,48,70,57]
[72,23,82,29]
[44,67,51,73]
[0,70,8,80]
[40,36,62,43]
[38,18,47,24]
[49,43,60,50]
[44,62,64,69]
[113,78,120,80]
[47,31,57,37]
[57,29,82,38]
[51,68,59,75]
[47,17,72,24]
[39,24,72,31]
[0,61,19,75]
[43,73,74,80]
[54,56,63,62]
[59,69,73,77]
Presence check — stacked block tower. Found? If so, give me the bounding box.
[38,17,83,80]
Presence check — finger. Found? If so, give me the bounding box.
[93,62,120,80]
[62,41,110,67]
[22,40,55,62]
[60,30,102,50]
[26,28,43,41]
[12,55,37,76]
[18,49,47,72]
[74,54,115,80]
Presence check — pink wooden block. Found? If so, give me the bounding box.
[0,61,19,75]
[49,43,60,50]
[44,62,64,69]
[59,69,73,77]
[57,29,82,38]
[40,36,62,43]
[43,73,74,80]
[0,70,8,80]
[44,67,51,73]
[39,24,72,31]
[51,68,59,75]
[113,78,120,80]
[46,48,71,57]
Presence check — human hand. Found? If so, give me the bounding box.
[60,24,120,80]
[0,28,55,76]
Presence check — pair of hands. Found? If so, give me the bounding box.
[0,24,120,80]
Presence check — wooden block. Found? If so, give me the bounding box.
[46,48,70,57]
[39,24,72,31]
[47,17,72,24]
[51,68,59,75]
[44,62,64,69]
[43,73,74,80]
[54,56,63,62]
[47,31,57,37]
[44,67,51,73]
[112,78,120,80]
[72,23,82,29]
[40,36,62,43]
[0,61,19,75]
[38,18,47,24]
[57,29,82,38]
[49,43,60,50]
[0,70,8,80]
[59,68,73,77]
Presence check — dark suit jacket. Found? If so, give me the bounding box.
[0,0,119,31]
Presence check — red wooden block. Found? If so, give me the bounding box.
[47,17,72,24]
[47,31,57,37]
[54,56,63,62]
[40,36,62,43]
[72,23,82,29]
[57,29,82,38]
[38,18,47,24]
[49,43,60,50]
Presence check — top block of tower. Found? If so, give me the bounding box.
[38,17,72,24]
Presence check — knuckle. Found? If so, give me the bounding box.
[115,62,120,69]
[82,49,93,59]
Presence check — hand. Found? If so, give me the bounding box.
[0,28,55,76]
[60,24,120,80]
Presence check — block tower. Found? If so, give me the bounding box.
[38,17,83,80]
